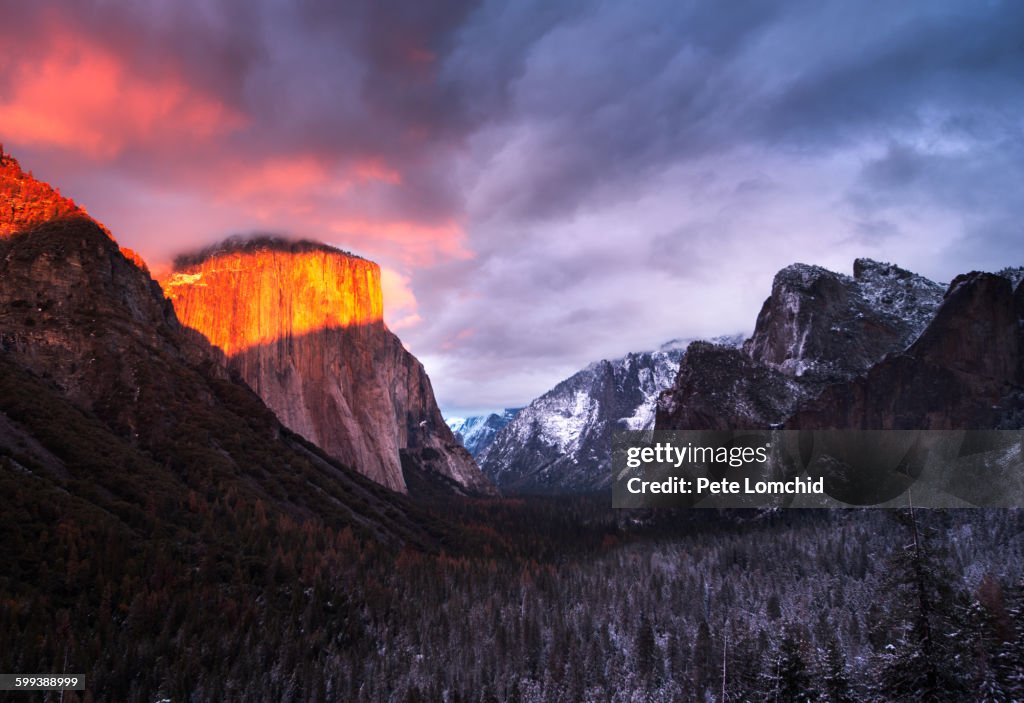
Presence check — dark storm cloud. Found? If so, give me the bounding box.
[411,0,1024,410]
[450,0,792,222]
[762,3,1024,145]
[454,0,1024,227]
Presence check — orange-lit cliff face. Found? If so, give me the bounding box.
[162,240,493,495]
[163,247,384,356]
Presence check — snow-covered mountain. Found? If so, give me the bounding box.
[478,337,742,494]
[657,258,948,430]
[743,258,945,381]
[659,258,1024,434]
[478,258,960,495]
[446,408,522,457]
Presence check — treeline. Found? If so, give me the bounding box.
[1,480,1022,702]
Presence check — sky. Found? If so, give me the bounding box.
[2,0,1023,415]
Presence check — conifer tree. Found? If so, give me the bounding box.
[821,637,853,703]
[877,508,968,701]
[775,626,817,703]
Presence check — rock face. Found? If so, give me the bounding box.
[655,342,809,431]
[743,259,944,380]
[479,345,690,493]
[163,238,492,495]
[446,408,522,457]
[657,259,1024,433]
[789,272,1024,430]
[0,153,200,430]
[0,150,148,269]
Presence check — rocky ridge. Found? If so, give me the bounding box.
[657,259,1024,432]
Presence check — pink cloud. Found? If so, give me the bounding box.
[220,155,403,206]
[380,267,422,331]
[0,12,476,316]
[0,24,244,158]
[328,217,471,266]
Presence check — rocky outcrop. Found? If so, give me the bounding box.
[0,150,83,237]
[162,238,493,495]
[789,272,1023,430]
[655,342,809,430]
[744,259,944,379]
[0,152,210,430]
[0,216,207,432]
[657,259,1024,434]
[0,150,144,268]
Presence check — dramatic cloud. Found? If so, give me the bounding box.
[2,0,1022,414]
[0,27,243,157]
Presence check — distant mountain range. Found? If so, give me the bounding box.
[474,337,741,493]
[476,258,1024,495]
[446,408,522,457]
[657,259,1024,432]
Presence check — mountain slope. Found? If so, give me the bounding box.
[478,346,690,493]
[162,238,493,495]
[0,148,499,701]
[0,151,442,547]
[0,152,83,235]
[788,271,1024,430]
[743,258,944,380]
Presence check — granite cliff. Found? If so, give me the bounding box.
[657,259,1024,432]
[162,238,492,495]
[788,271,1024,430]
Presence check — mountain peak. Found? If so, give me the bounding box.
[771,262,838,290]
[447,408,523,457]
[852,257,915,281]
[478,346,685,493]
[745,258,944,378]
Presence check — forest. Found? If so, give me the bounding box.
[2,469,1022,702]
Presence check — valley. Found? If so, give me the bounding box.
[1,149,1023,702]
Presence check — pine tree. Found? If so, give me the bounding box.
[635,615,658,682]
[724,628,763,702]
[976,666,1009,703]
[691,620,714,695]
[877,508,969,701]
[775,626,818,703]
[822,637,853,703]
[999,578,1024,701]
